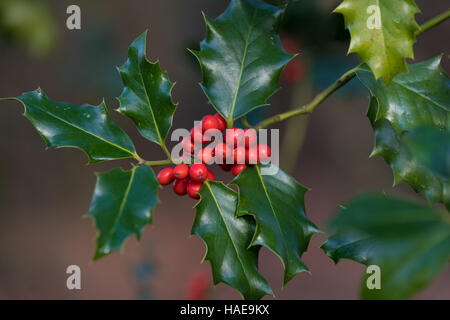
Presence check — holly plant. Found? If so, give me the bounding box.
[1,0,449,300]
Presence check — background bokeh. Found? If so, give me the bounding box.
[0,0,448,299]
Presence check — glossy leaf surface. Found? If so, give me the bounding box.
[232,164,319,284]
[12,89,137,163]
[192,181,272,299]
[403,126,450,180]
[87,165,159,260]
[191,0,293,123]
[335,0,420,85]
[358,57,450,208]
[118,30,177,146]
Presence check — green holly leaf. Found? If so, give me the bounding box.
[335,0,420,85]
[192,180,272,300]
[322,194,450,299]
[358,57,450,208]
[366,98,450,210]
[358,57,449,134]
[9,89,137,163]
[190,0,293,124]
[118,30,177,147]
[87,165,159,260]
[231,164,320,284]
[403,126,450,180]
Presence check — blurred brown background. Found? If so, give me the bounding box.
[0,0,448,299]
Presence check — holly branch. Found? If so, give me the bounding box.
[253,10,450,129]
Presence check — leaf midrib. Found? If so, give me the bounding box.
[25,99,136,158]
[375,0,391,74]
[204,182,251,288]
[137,58,165,146]
[228,9,257,122]
[255,165,291,262]
[107,167,137,243]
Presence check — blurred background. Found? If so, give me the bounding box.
[0,0,448,299]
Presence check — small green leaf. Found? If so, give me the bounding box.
[335,0,420,85]
[87,165,159,260]
[11,89,137,163]
[191,0,293,124]
[232,164,319,284]
[358,57,450,208]
[192,180,272,300]
[322,194,450,300]
[118,30,177,146]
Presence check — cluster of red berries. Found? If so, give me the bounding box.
[186,270,211,300]
[157,113,271,199]
[157,163,214,199]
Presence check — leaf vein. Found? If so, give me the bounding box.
[28,101,135,158]
[228,8,258,122]
[204,181,251,288]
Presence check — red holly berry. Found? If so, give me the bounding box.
[214,143,231,163]
[191,126,205,145]
[202,115,220,132]
[281,36,300,54]
[283,59,306,84]
[225,128,244,148]
[182,137,194,154]
[213,113,227,131]
[246,147,259,164]
[189,163,208,182]
[231,164,246,176]
[206,169,215,181]
[186,270,211,300]
[157,167,175,185]
[187,180,203,199]
[233,146,246,164]
[258,144,271,162]
[173,163,189,179]
[198,146,215,165]
[244,128,257,149]
[219,163,232,171]
[173,178,188,195]
[281,37,306,84]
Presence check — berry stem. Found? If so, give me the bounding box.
[226,118,234,129]
[142,159,173,166]
[160,143,173,162]
[241,116,252,129]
